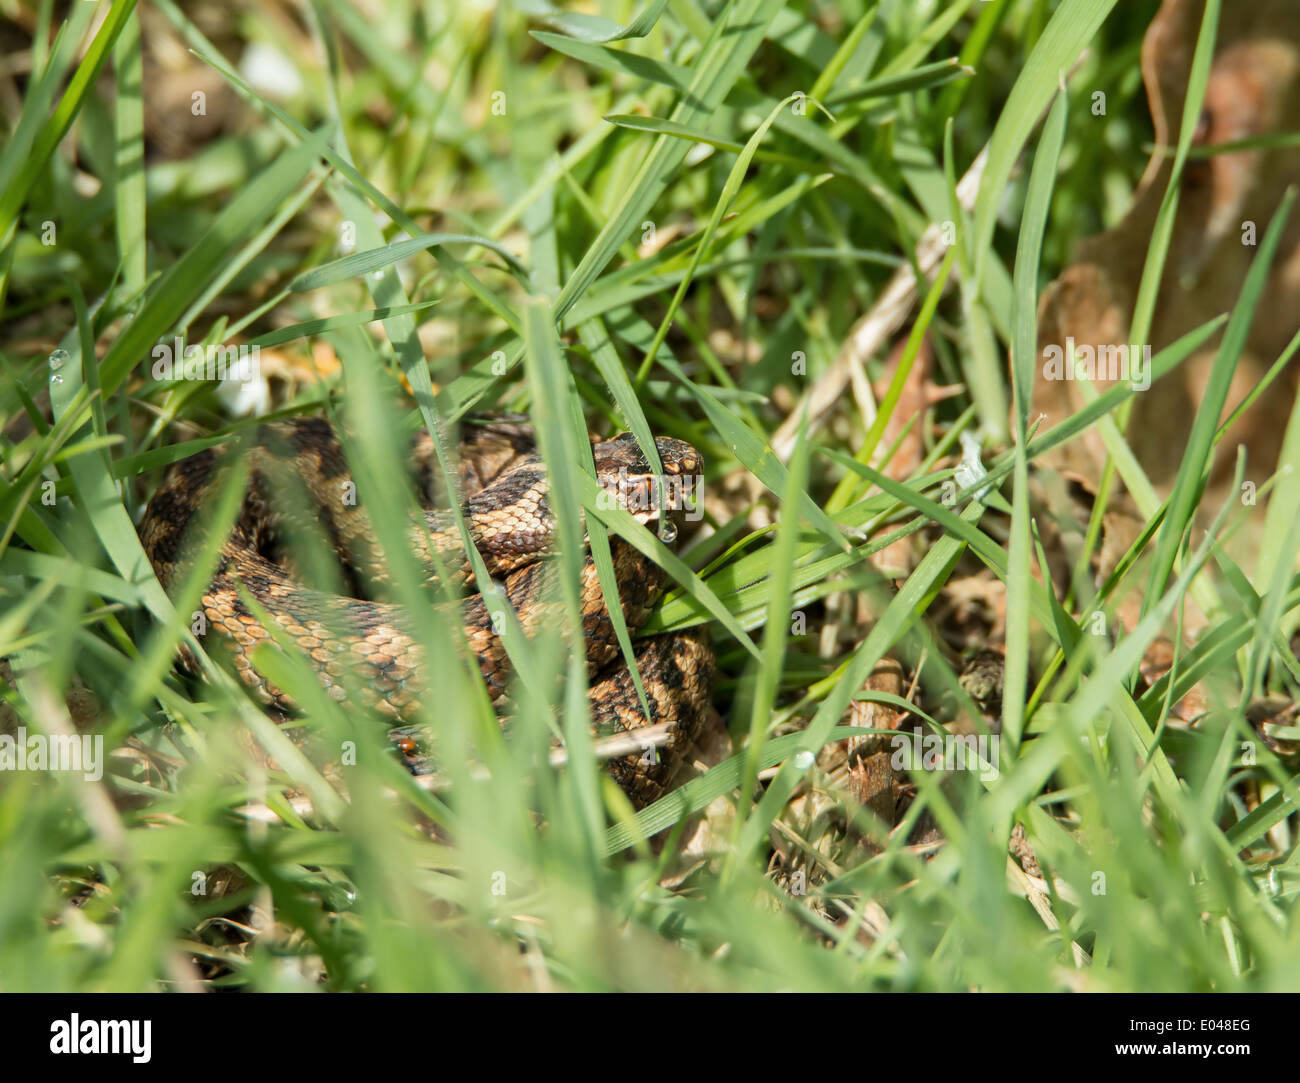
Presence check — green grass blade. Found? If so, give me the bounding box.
[1145,188,1296,608]
[970,0,1118,288]
[1003,89,1068,755]
[0,0,138,243]
[98,128,331,394]
[554,0,786,319]
[112,7,146,292]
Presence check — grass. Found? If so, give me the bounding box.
[1,0,1299,992]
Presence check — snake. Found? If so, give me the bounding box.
[137,417,714,806]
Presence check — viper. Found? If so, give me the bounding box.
[138,417,714,805]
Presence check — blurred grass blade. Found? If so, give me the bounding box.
[518,0,672,43]
[824,58,973,107]
[1128,0,1220,348]
[1003,89,1067,755]
[970,0,1118,288]
[731,413,810,863]
[555,0,786,318]
[113,7,146,293]
[289,233,528,291]
[246,302,440,348]
[0,0,138,244]
[99,127,332,394]
[1145,188,1296,608]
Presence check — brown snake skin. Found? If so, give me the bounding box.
[138,417,714,805]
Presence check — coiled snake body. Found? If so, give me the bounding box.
[139,418,714,805]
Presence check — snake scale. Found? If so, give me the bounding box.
[138,417,714,805]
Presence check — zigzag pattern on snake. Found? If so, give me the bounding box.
[137,417,714,805]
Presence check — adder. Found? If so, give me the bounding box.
[138,417,714,805]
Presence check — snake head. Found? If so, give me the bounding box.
[592,433,703,535]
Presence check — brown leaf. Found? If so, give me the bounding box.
[1033,0,1300,508]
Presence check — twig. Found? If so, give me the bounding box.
[233,722,678,825]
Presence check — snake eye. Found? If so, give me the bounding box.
[630,477,654,513]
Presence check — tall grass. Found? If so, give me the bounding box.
[0,0,1297,992]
